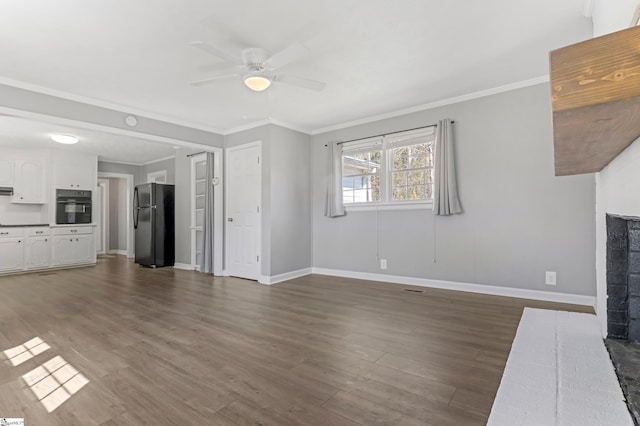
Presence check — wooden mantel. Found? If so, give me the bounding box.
[550,25,640,176]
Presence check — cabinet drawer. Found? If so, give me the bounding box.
[25,227,50,237]
[0,228,25,238]
[52,227,93,236]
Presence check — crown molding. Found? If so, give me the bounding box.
[220,118,311,136]
[310,75,551,135]
[140,155,176,166]
[98,159,144,167]
[0,105,223,153]
[0,76,225,135]
[220,119,271,135]
[0,74,551,139]
[268,118,312,135]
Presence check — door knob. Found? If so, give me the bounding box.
[227,218,234,222]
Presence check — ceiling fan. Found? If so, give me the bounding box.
[189,41,326,92]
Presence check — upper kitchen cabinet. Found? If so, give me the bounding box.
[0,159,14,186]
[550,25,640,176]
[52,151,97,191]
[11,159,46,204]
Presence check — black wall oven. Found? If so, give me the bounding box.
[56,189,92,224]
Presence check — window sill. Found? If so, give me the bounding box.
[345,201,433,212]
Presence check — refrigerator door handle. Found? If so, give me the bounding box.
[133,187,139,229]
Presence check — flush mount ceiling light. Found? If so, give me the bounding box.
[50,134,79,144]
[243,74,271,92]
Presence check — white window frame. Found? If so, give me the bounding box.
[342,128,435,212]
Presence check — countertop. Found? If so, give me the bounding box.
[0,224,49,228]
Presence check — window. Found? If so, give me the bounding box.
[342,129,435,206]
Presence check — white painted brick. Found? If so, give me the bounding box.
[489,308,634,426]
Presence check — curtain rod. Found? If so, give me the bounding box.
[324,121,454,147]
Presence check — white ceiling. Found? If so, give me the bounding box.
[0,0,591,133]
[0,115,177,165]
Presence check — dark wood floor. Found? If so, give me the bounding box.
[0,256,592,425]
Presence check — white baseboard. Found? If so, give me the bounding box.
[259,267,313,285]
[310,267,596,307]
[107,249,128,256]
[173,263,196,271]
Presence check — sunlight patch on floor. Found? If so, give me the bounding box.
[22,355,89,413]
[2,337,51,366]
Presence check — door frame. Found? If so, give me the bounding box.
[96,179,110,254]
[97,172,134,258]
[189,148,223,275]
[224,141,262,279]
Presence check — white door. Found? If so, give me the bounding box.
[226,143,261,280]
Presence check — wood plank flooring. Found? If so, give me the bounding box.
[0,256,593,425]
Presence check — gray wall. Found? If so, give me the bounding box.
[222,124,313,276]
[312,84,596,296]
[102,177,128,252]
[0,84,224,148]
[98,161,141,185]
[141,157,175,184]
[269,126,312,275]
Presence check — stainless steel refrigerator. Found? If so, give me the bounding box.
[133,183,175,267]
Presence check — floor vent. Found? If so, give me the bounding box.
[402,288,424,293]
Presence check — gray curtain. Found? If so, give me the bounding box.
[324,141,346,217]
[200,152,215,273]
[433,119,462,216]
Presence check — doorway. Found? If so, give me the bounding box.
[96,179,109,254]
[97,172,134,258]
[225,142,261,280]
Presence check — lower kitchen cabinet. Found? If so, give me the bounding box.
[0,226,96,275]
[25,236,50,269]
[0,238,24,272]
[52,234,94,266]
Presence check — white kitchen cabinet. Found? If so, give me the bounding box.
[12,159,46,204]
[52,234,94,266]
[52,152,97,190]
[0,159,14,186]
[0,238,25,272]
[25,237,50,270]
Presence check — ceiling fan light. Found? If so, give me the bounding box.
[50,134,79,144]
[244,75,271,91]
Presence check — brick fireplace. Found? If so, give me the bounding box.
[607,215,640,340]
[606,214,640,423]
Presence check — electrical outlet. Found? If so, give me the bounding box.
[380,259,387,270]
[545,271,556,286]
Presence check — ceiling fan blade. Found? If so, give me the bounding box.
[189,73,239,87]
[275,75,326,92]
[266,42,308,70]
[190,41,243,65]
